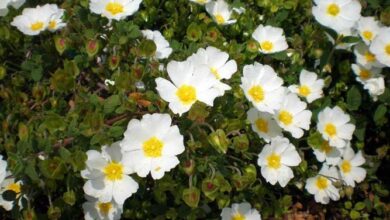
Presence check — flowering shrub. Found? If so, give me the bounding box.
[0,0,389,219]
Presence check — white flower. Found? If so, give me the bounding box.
[354,43,385,68]
[351,63,382,84]
[83,196,123,220]
[11,6,52,35]
[0,155,7,185]
[363,77,385,101]
[120,113,185,180]
[141,30,172,60]
[0,0,25,17]
[356,16,382,45]
[313,140,343,165]
[288,69,324,103]
[0,173,24,211]
[312,0,361,34]
[370,28,390,67]
[240,62,285,114]
[257,137,301,187]
[252,25,288,54]
[89,0,142,21]
[275,93,312,139]
[247,107,282,143]
[187,46,237,96]
[81,142,139,205]
[338,145,366,187]
[305,165,340,204]
[43,4,66,32]
[317,106,355,148]
[221,202,261,220]
[205,0,236,25]
[155,60,219,115]
[189,0,211,4]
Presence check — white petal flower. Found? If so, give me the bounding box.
[252,25,288,54]
[43,4,66,32]
[275,93,312,139]
[351,63,382,84]
[0,155,7,185]
[81,142,139,205]
[356,16,382,45]
[241,62,285,114]
[83,196,123,220]
[369,28,390,67]
[312,0,361,34]
[288,69,324,103]
[338,144,366,187]
[0,0,25,17]
[247,107,282,143]
[221,202,261,220]
[354,43,385,68]
[189,0,211,5]
[155,60,219,115]
[363,77,385,101]
[120,113,185,180]
[312,140,343,165]
[257,136,301,187]
[305,165,340,204]
[89,0,142,21]
[0,172,24,211]
[142,30,172,60]
[187,46,237,96]
[205,0,236,25]
[11,5,52,35]
[317,106,355,148]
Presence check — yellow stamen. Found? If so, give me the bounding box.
[215,14,225,24]
[48,20,57,30]
[232,212,246,220]
[324,123,337,137]
[255,118,268,133]
[98,202,112,216]
[365,52,376,62]
[248,85,264,103]
[316,176,329,190]
[298,85,311,97]
[359,69,371,80]
[30,22,44,31]
[143,137,164,158]
[278,111,293,126]
[7,183,21,194]
[260,41,274,52]
[320,141,332,154]
[105,2,124,15]
[385,44,390,56]
[103,162,123,181]
[210,67,221,79]
[176,85,197,105]
[327,3,340,16]
[341,160,351,173]
[267,153,281,169]
[362,31,373,41]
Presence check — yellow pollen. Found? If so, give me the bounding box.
[30,22,44,31]
[327,3,340,16]
[278,110,293,126]
[341,160,351,173]
[385,44,390,56]
[155,166,161,171]
[143,137,164,158]
[316,176,329,190]
[48,20,57,30]
[215,14,225,24]
[260,41,274,52]
[210,67,221,79]
[359,70,371,80]
[298,85,311,97]
[365,52,376,62]
[324,123,337,137]
[105,2,124,15]
[362,31,373,41]
[255,118,268,133]
[267,153,281,169]
[196,0,207,3]
[232,213,246,220]
[176,85,197,105]
[248,85,264,103]
[7,183,21,194]
[103,162,123,181]
[320,141,332,154]
[98,202,112,216]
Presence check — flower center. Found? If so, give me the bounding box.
[248,85,264,103]
[327,3,340,16]
[255,118,268,133]
[362,31,373,41]
[48,20,57,30]
[324,123,337,137]
[320,141,332,154]
[365,52,376,62]
[278,110,293,126]
[341,160,351,173]
[30,22,44,31]
[260,41,274,52]
[298,85,311,97]
[143,137,164,158]
[359,70,371,80]
[210,67,221,79]
[232,213,246,220]
[316,176,329,190]
[98,202,112,216]
[196,0,207,4]
[103,162,124,181]
[385,44,390,56]
[267,153,281,169]
[215,14,225,24]
[176,85,197,105]
[105,2,124,15]
[7,183,21,194]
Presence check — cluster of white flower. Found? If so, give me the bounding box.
[11,4,66,36]
[312,0,387,101]
[81,113,185,220]
[0,0,24,16]
[0,155,25,211]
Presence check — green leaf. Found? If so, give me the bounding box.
[373,104,387,125]
[39,157,66,180]
[307,132,324,149]
[354,202,366,211]
[104,95,121,114]
[31,66,43,82]
[347,86,362,111]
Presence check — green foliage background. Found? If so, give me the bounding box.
[0,0,389,219]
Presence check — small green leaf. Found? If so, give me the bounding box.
[374,104,387,125]
[347,86,361,111]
